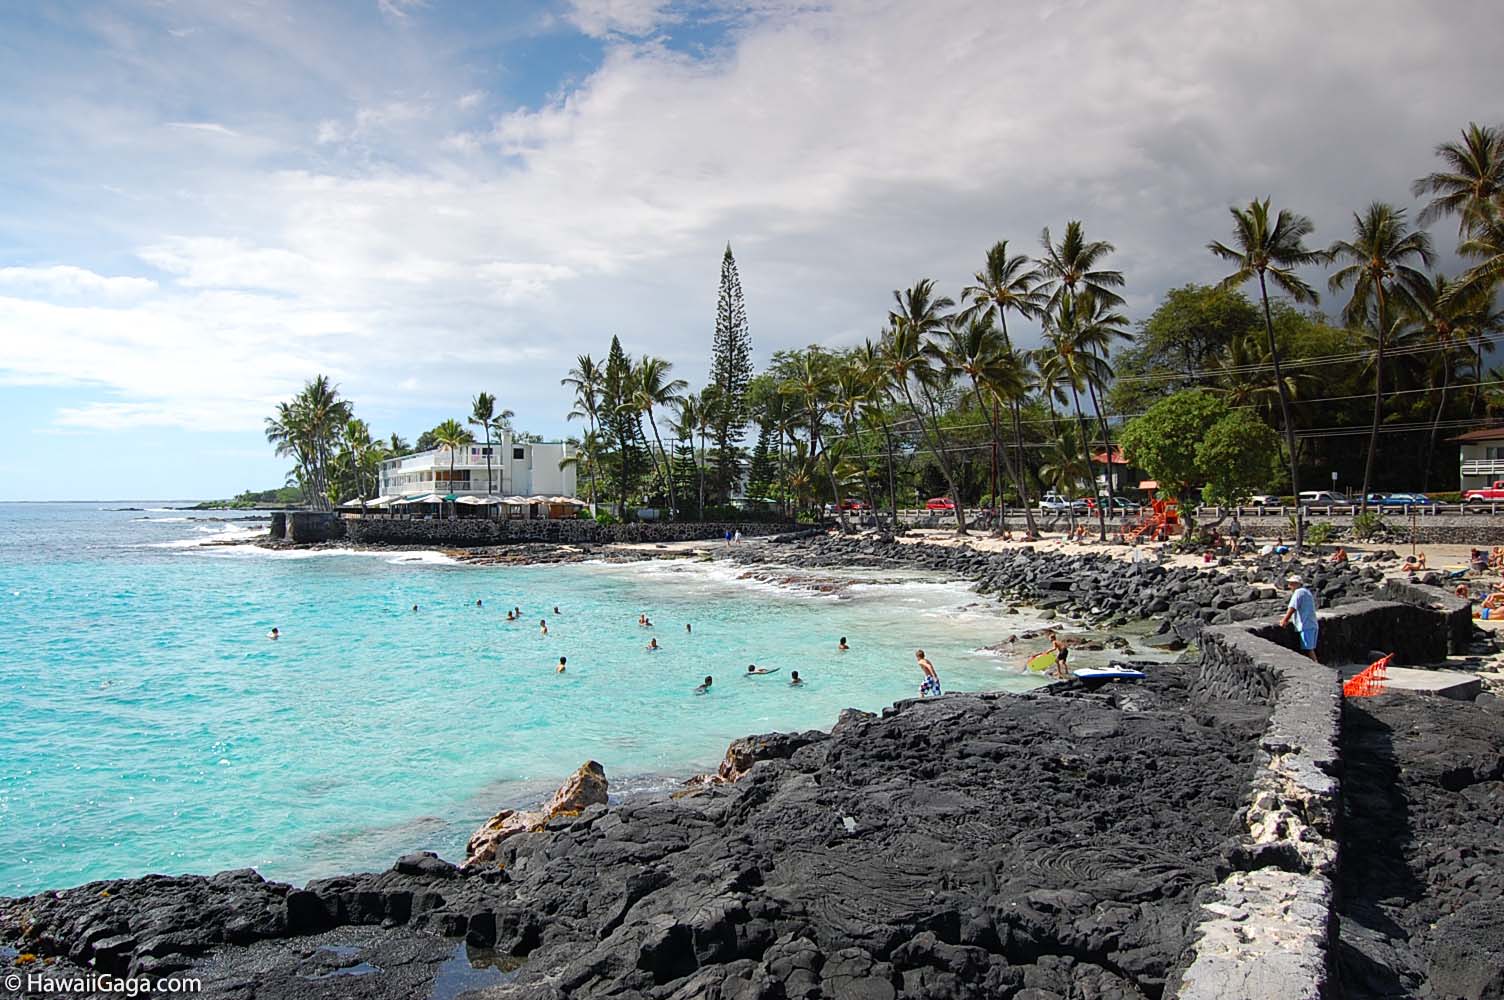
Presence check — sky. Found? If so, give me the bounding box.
[1,0,1500,500]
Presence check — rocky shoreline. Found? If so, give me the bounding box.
[6,531,1503,998]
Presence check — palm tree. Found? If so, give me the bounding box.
[1412,123,1504,236]
[264,375,352,510]
[1208,199,1326,545]
[469,392,498,495]
[432,417,475,516]
[885,280,967,532]
[832,354,882,526]
[1451,210,1504,324]
[1409,274,1474,488]
[1052,292,1128,538]
[631,355,688,517]
[857,337,903,527]
[1037,221,1125,312]
[562,354,606,506]
[1329,202,1435,510]
[930,315,1035,537]
[960,240,1047,529]
[781,348,849,532]
[559,430,605,506]
[389,433,410,456]
[1044,306,1109,539]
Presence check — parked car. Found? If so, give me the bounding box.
[1297,490,1343,505]
[1365,492,1435,506]
[1247,493,1279,508]
[924,496,956,511]
[1464,481,1504,502]
[1081,496,1140,514]
[1038,492,1084,513]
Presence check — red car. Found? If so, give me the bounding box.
[840,499,867,511]
[924,497,956,511]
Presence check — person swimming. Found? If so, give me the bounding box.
[837,636,849,651]
[647,637,660,651]
[412,604,419,612]
[695,675,712,694]
[476,599,483,607]
[268,627,280,640]
[506,610,515,621]
[557,656,567,674]
[513,606,521,618]
[789,671,803,686]
[539,619,549,636]
[553,606,560,615]
[685,623,692,634]
[746,664,774,675]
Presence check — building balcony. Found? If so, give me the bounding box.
[1461,459,1504,477]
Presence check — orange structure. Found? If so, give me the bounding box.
[1127,498,1180,543]
[1342,654,1392,697]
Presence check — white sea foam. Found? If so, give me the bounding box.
[143,524,265,549]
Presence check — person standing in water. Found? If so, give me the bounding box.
[915,649,941,697]
[557,656,567,674]
[838,637,849,652]
[539,619,549,636]
[790,671,803,686]
[685,623,692,634]
[1048,630,1070,680]
[268,627,280,640]
[646,637,660,651]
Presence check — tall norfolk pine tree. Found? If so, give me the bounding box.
[602,335,638,518]
[709,245,753,502]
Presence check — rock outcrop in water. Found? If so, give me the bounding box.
[1,664,1267,999]
[465,761,610,866]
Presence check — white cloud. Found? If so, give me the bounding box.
[2,0,1500,446]
[164,121,240,137]
[0,266,157,299]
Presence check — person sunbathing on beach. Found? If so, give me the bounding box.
[646,637,660,651]
[1479,592,1504,611]
[1491,546,1504,569]
[695,675,712,694]
[557,656,567,673]
[790,671,803,686]
[838,637,849,652]
[746,664,775,675]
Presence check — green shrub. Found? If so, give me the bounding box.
[1351,511,1385,540]
[1306,521,1336,545]
[1428,491,1462,504]
[593,509,619,527]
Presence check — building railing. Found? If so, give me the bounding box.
[1460,459,1504,477]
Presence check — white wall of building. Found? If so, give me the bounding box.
[378,432,576,498]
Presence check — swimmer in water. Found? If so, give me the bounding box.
[695,675,712,694]
[539,619,549,636]
[476,599,483,608]
[412,604,419,613]
[638,613,648,626]
[553,605,560,615]
[790,671,803,686]
[506,610,515,621]
[268,627,280,640]
[685,623,692,634]
[646,637,660,651]
[514,606,521,618]
[746,663,774,675]
[838,636,849,652]
[557,656,567,674]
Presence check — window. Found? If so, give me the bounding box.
[513,446,525,460]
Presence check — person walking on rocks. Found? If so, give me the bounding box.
[1278,574,1319,662]
[915,649,942,698]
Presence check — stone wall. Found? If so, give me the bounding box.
[1196,513,1504,545]
[1174,595,1456,999]
[1376,578,1474,653]
[340,517,794,547]
[268,511,286,539]
[286,511,346,543]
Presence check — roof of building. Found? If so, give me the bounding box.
[1451,426,1504,443]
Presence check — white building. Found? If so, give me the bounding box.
[1455,426,1504,491]
[378,434,577,500]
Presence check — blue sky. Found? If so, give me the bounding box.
[1,0,1500,500]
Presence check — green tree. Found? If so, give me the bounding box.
[264,375,353,511]
[1208,199,1326,546]
[1037,221,1125,312]
[630,355,688,516]
[602,336,639,517]
[562,354,606,506]
[1412,122,1504,236]
[431,418,475,513]
[885,280,967,532]
[959,239,1045,533]
[1328,202,1434,510]
[709,244,753,501]
[1197,411,1281,506]
[1118,390,1234,534]
[469,392,499,495]
[1110,285,1261,411]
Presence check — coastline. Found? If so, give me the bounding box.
[6,528,1503,998]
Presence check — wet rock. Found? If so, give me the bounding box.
[465,760,609,866]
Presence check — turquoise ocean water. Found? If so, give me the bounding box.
[0,503,1056,896]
